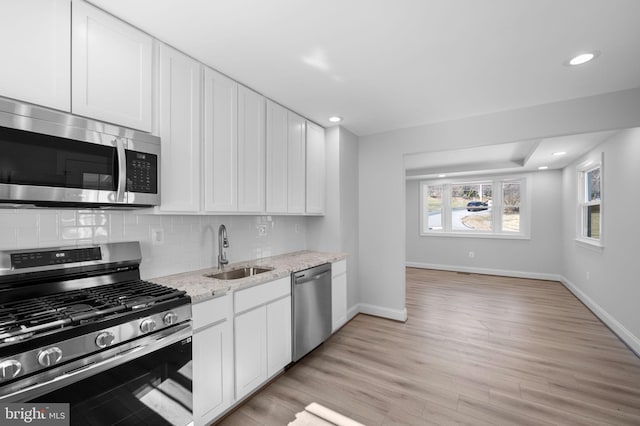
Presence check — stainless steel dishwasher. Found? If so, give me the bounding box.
[292,263,332,361]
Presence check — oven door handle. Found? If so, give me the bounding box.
[1,323,192,402]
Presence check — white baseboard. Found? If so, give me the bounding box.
[560,276,640,356]
[347,304,359,321]
[357,303,407,322]
[406,261,563,282]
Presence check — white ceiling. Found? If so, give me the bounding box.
[88,0,640,137]
[404,129,618,178]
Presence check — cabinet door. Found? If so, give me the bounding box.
[204,67,238,212]
[0,0,70,111]
[266,101,288,213]
[158,44,201,212]
[306,121,326,214]
[72,1,152,131]
[267,296,292,377]
[332,260,348,332]
[193,320,233,425]
[332,274,347,333]
[287,113,306,213]
[235,306,267,399]
[237,85,266,213]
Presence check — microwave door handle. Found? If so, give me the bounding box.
[115,138,127,202]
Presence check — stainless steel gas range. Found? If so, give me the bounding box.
[0,242,193,425]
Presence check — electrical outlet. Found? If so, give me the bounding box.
[468,251,475,258]
[151,228,164,245]
[257,224,267,236]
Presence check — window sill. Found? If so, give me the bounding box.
[421,232,530,240]
[575,238,604,250]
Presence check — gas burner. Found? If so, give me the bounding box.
[64,304,96,314]
[124,295,155,310]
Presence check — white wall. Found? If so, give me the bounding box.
[307,126,360,315]
[405,171,563,279]
[0,210,306,280]
[561,127,640,353]
[358,87,640,322]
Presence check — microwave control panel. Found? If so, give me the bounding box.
[125,150,158,194]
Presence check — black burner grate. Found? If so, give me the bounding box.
[0,281,186,343]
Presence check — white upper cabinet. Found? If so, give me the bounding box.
[237,85,266,213]
[266,103,307,214]
[204,68,238,213]
[288,112,306,213]
[266,101,289,213]
[0,0,70,111]
[158,44,202,212]
[306,121,326,214]
[72,1,153,131]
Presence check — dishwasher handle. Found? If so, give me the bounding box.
[294,269,330,285]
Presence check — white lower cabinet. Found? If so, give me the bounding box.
[192,295,233,426]
[234,305,268,400]
[234,276,292,400]
[267,295,292,377]
[331,260,348,332]
[192,276,294,423]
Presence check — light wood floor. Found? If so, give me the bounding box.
[217,268,640,425]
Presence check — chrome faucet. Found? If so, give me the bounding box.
[217,224,229,270]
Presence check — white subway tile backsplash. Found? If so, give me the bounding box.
[0,212,38,228]
[59,210,76,226]
[1,209,307,279]
[109,212,125,241]
[38,211,59,243]
[17,227,38,247]
[0,229,17,249]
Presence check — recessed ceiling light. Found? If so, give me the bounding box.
[538,166,549,170]
[438,174,446,178]
[328,116,342,123]
[552,151,567,156]
[567,51,599,66]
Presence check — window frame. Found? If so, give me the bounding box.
[420,174,530,239]
[576,153,604,247]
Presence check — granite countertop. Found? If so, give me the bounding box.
[151,250,347,303]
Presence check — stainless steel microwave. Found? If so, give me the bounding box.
[0,98,160,208]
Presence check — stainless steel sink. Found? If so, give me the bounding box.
[204,266,273,280]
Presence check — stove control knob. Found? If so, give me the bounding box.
[37,347,63,367]
[140,319,157,334]
[95,331,115,348]
[0,360,22,381]
[163,312,178,326]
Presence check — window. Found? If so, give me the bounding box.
[420,176,528,238]
[502,181,521,233]
[578,157,602,244]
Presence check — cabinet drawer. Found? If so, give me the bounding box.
[193,294,230,330]
[234,276,290,314]
[332,259,346,276]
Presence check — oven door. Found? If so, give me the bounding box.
[4,324,193,426]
